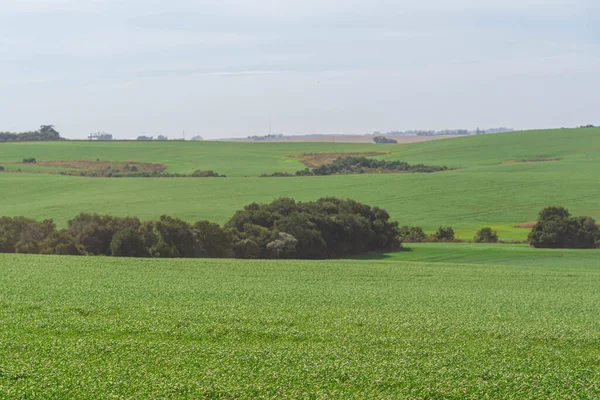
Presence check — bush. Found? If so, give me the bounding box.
[0,166,4,172]
[226,197,400,259]
[432,226,455,242]
[40,230,81,255]
[0,198,401,259]
[193,221,234,258]
[474,227,498,243]
[22,158,37,164]
[528,206,599,248]
[110,228,148,257]
[398,226,427,243]
[0,217,55,254]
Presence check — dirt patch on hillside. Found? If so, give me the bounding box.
[514,222,537,229]
[287,152,390,168]
[10,159,167,176]
[501,158,561,165]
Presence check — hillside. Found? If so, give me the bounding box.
[0,127,598,240]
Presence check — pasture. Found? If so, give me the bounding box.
[1,253,599,398]
[0,127,599,240]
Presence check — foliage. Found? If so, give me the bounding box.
[432,226,455,242]
[191,170,226,177]
[0,198,397,259]
[0,126,62,142]
[373,136,398,144]
[262,156,448,177]
[110,228,149,257]
[22,158,37,164]
[397,226,427,242]
[0,216,55,254]
[226,197,401,259]
[528,206,599,248]
[474,227,499,243]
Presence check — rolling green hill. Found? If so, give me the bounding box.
[1,254,598,398]
[0,127,599,240]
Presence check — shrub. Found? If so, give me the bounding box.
[0,217,55,254]
[226,197,400,259]
[474,227,499,243]
[110,228,148,257]
[432,226,455,242]
[22,158,37,164]
[528,206,599,249]
[398,226,427,243]
[193,221,234,258]
[40,230,81,255]
[0,166,4,172]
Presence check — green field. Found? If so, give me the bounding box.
[367,242,600,267]
[1,127,599,240]
[1,252,598,398]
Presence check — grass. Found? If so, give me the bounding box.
[0,127,599,240]
[364,242,600,267]
[1,253,599,398]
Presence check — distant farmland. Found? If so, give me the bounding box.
[0,127,599,240]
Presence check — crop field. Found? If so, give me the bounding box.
[0,253,599,398]
[1,127,599,240]
[366,242,600,267]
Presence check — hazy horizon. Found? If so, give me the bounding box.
[1,0,598,139]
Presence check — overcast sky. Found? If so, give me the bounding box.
[0,0,598,139]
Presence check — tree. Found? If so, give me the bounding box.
[398,226,426,243]
[433,226,455,242]
[528,206,599,249]
[474,227,498,243]
[110,228,148,257]
[40,230,81,255]
[266,232,298,259]
[193,221,233,258]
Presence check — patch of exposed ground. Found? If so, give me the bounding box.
[502,158,561,165]
[287,152,390,168]
[514,222,537,229]
[7,160,167,177]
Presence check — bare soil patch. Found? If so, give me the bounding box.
[514,222,536,229]
[502,158,561,165]
[287,152,390,168]
[12,160,167,176]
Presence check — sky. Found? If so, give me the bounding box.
[0,0,598,139]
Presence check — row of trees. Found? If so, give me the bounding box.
[0,198,401,259]
[262,156,448,177]
[397,206,599,248]
[0,126,61,142]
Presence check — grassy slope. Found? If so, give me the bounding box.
[0,128,599,240]
[365,243,600,267]
[1,254,599,398]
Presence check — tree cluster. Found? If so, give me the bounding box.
[0,126,62,142]
[226,197,400,258]
[397,226,457,243]
[528,206,599,249]
[0,198,401,259]
[373,136,398,144]
[262,156,448,177]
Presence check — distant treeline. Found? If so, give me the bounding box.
[0,198,400,259]
[0,126,62,142]
[262,156,448,177]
